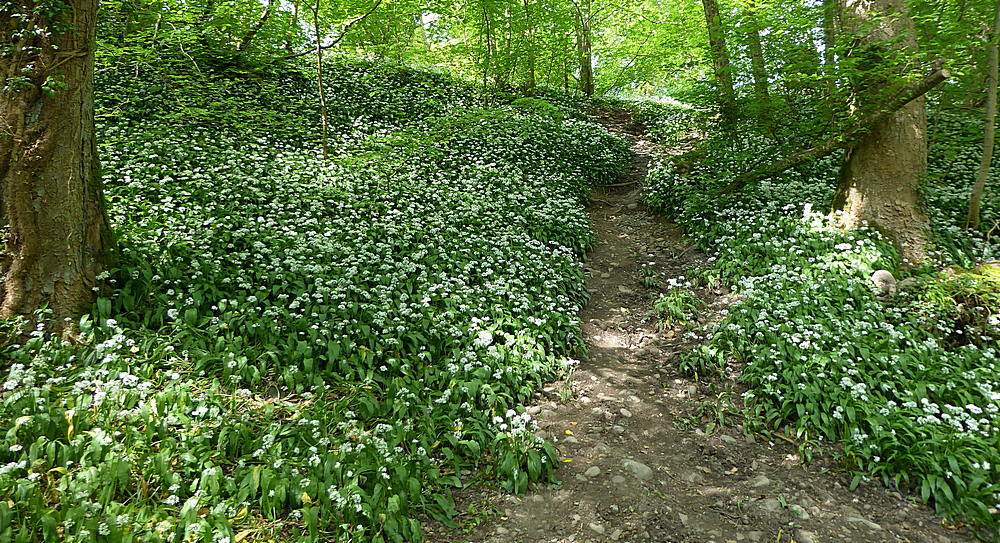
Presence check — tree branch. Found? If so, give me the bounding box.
[714,67,950,197]
[282,0,383,60]
[237,0,274,52]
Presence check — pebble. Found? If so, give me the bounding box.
[620,408,633,418]
[612,425,626,434]
[720,435,738,444]
[611,475,627,484]
[788,504,809,520]
[584,466,601,477]
[601,273,611,279]
[610,528,623,540]
[588,523,605,535]
[750,475,771,488]
[794,530,816,543]
[760,498,782,513]
[682,470,705,484]
[627,203,639,210]
[526,406,541,415]
[618,286,634,295]
[746,531,764,542]
[563,436,580,444]
[623,459,654,481]
[846,516,882,530]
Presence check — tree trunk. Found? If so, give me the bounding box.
[575,0,594,97]
[523,0,537,94]
[745,2,771,124]
[967,0,1000,231]
[823,0,839,89]
[701,0,737,121]
[0,0,116,332]
[833,0,931,266]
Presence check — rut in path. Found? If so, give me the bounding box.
[428,109,970,543]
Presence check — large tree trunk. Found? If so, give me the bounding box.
[0,0,115,333]
[833,0,930,266]
[967,0,1000,231]
[701,0,737,121]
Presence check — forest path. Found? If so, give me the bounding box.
[427,109,969,543]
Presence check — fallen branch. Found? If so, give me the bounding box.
[714,67,950,197]
[282,0,383,60]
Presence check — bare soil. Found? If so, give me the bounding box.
[425,109,974,543]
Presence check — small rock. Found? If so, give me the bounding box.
[610,528,623,541]
[563,436,579,444]
[750,475,771,488]
[720,435,738,444]
[612,425,626,435]
[496,527,509,535]
[678,513,689,527]
[588,523,605,535]
[579,397,592,405]
[794,530,816,543]
[682,470,706,484]
[526,406,541,415]
[620,408,633,418]
[686,385,698,396]
[746,531,764,542]
[871,270,897,296]
[575,474,588,482]
[788,504,810,520]
[623,459,654,481]
[584,466,601,477]
[601,273,611,279]
[618,286,635,295]
[627,203,639,210]
[846,516,882,531]
[611,475,627,484]
[760,498,783,513]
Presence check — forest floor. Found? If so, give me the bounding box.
[425,110,973,543]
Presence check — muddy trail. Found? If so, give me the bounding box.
[427,110,971,543]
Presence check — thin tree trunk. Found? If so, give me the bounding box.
[833,0,931,266]
[0,0,116,333]
[745,2,771,125]
[823,0,839,92]
[523,0,536,94]
[311,0,329,161]
[701,0,736,121]
[574,0,594,97]
[967,0,1000,230]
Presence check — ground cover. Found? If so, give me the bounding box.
[0,61,629,542]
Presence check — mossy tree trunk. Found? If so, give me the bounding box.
[832,0,931,266]
[0,0,116,333]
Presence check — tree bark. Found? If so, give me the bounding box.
[237,0,274,52]
[0,0,116,332]
[523,0,537,94]
[833,0,931,266]
[574,0,594,97]
[745,1,771,125]
[967,0,1000,231]
[701,0,737,121]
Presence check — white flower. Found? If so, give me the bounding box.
[474,330,493,347]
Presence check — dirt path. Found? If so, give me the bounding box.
[427,110,972,543]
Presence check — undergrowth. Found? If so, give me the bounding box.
[639,101,1000,539]
[0,59,628,542]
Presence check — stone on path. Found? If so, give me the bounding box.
[584,466,601,477]
[623,459,653,481]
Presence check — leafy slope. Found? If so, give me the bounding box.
[0,62,628,542]
[640,103,1000,538]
